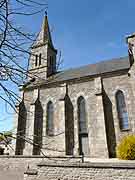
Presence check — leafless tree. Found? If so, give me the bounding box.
[0,0,47,153]
[0,0,47,110]
[0,0,66,156]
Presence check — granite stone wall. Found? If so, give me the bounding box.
[24,158,135,180]
[0,156,135,180]
[14,69,135,158]
[102,72,135,148]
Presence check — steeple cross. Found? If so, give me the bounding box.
[45,11,47,16]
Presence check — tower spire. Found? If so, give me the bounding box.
[32,13,54,48]
[29,13,57,79]
[43,12,53,46]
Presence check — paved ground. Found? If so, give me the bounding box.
[0,169,24,180]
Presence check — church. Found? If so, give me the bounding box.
[13,14,135,158]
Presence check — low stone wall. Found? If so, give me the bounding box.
[0,156,135,180]
[0,155,82,180]
[25,158,135,180]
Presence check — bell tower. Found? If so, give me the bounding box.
[28,12,57,80]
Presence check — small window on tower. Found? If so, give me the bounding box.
[39,54,42,66]
[50,56,53,72]
[35,55,38,67]
[49,56,52,66]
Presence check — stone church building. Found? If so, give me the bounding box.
[13,14,135,158]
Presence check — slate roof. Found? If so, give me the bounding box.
[52,56,130,82]
[26,56,130,88]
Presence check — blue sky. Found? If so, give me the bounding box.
[47,0,135,68]
[1,0,135,131]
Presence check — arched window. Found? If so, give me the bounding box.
[35,54,38,67]
[78,96,87,134]
[46,101,54,136]
[77,96,89,155]
[116,90,129,130]
[39,53,42,66]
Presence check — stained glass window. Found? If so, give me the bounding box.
[116,90,129,130]
[78,96,87,134]
[46,101,54,136]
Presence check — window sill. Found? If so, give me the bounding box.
[46,133,54,137]
[120,128,131,132]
